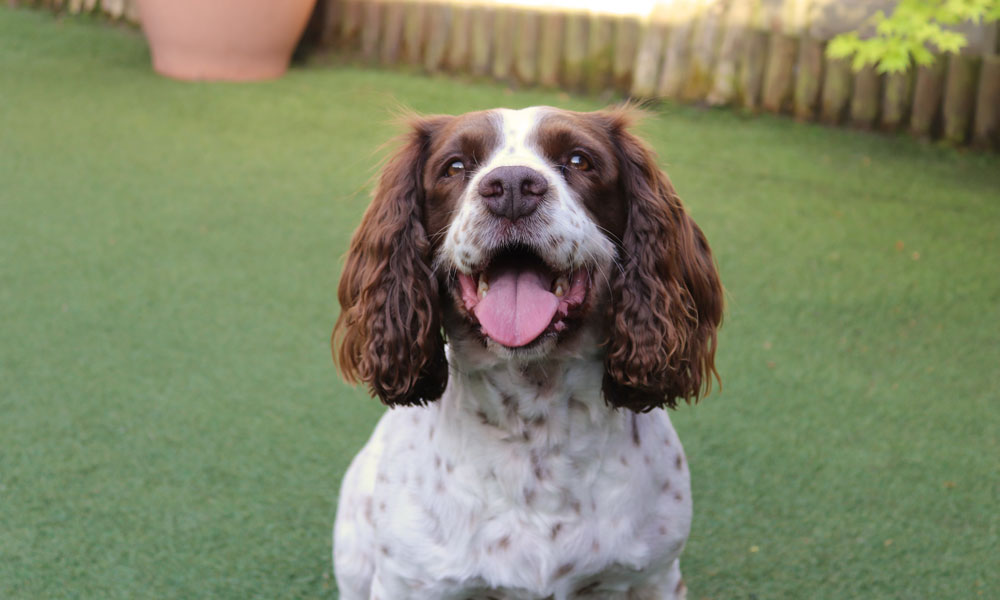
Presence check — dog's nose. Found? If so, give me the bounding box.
[477,166,549,222]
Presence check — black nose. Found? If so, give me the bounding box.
[477,166,549,222]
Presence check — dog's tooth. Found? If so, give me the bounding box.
[478,277,489,299]
[553,274,569,298]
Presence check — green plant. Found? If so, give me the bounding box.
[828,0,1000,72]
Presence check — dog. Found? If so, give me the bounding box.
[331,105,723,599]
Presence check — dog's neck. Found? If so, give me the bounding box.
[430,340,634,515]
[439,330,623,446]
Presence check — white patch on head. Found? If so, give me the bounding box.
[440,106,615,275]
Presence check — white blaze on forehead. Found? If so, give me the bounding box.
[471,106,560,205]
[484,106,550,171]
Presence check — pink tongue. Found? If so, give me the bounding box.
[473,266,559,348]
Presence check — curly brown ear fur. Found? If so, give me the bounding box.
[332,117,449,406]
[601,111,724,412]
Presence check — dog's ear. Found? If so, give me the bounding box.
[333,116,451,406]
[600,109,724,412]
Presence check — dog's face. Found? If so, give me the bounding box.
[334,106,723,411]
[427,107,621,358]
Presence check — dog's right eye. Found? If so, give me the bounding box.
[445,160,465,178]
[567,152,591,171]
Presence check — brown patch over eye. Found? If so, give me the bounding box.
[445,160,464,177]
[568,153,590,171]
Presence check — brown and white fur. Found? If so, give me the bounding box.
[332,106,724,600]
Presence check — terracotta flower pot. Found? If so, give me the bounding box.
[136,0,317,81]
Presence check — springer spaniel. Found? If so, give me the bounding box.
[332,106,723,600]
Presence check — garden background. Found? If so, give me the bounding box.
[1,3,998,599]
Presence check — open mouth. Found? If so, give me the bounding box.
[456,245,591,349]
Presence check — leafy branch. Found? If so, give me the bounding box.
[827,0,1000,73]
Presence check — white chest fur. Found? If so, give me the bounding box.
[334,352,692,600]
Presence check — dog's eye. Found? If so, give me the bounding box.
[445,160,465,178]
[567,153,591,171]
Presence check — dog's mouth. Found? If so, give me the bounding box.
[456,245,591,349]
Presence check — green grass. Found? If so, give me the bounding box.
[2,7,998,599]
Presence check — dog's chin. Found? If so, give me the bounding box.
[482,330,560,361]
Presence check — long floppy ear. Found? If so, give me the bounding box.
[332,117,449,406]
[601,111,724,412]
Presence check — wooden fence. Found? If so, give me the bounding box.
[14,0,1000,149]
[315,0,999,148]
[12,0,142,23]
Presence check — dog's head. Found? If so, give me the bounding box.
[333,106,723,411]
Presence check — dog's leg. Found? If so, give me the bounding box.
[666,559,687,600]
[333,434,382,600]
[366,574,388,600]
[627,559,686,600]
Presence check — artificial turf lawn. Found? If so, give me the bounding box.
[2,6,998,599]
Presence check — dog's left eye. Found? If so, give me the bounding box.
[567,153,591,171]
[445,160,465,178]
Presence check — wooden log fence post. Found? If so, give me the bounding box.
[972,53,1000,149]
[380,1,405,65]
[585,14,611,93]
[850,65,881,128]
[123,0,138,23]
[562,11,588,90]
[793,36,824,120]
[586,13,614,93]
[469,6,494,77]
[339,0,362,51]
[820,57,852,124]
[492,7,515,81]
[537,12,564,88]
[318,0,342,47]
[657,4,699,99]
[739,29,768,110]
[942,53,981,144]
[104,0,124,20]
[762,33,798,113]
[514,9,540,85]
[631,20,667,98]
[880,69,913,131]
[910,56,947,138]
[361,0,383,63]
[403,1,426,65]
[682,0,725,101]
[708,0,751,106]
[612,16,641,93]
[445,4,471,73]
[423,3,451,72]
